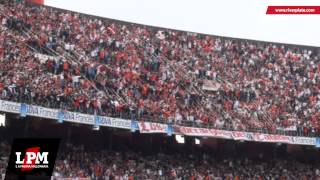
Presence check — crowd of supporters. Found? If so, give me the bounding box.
[1,0,320,136]
[0,142,319,180]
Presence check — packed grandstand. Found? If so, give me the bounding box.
[1,0,320,136]
[0,142,319,179]
[1,0,320,179]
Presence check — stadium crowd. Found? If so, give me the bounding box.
[1,0,320,136]
[0,142,320,180]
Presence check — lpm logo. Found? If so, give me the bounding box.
[5,138,60,180]
[15,147,48,171]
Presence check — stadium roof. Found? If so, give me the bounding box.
[44,0,320,47]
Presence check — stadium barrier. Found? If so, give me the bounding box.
[0,99,319,146]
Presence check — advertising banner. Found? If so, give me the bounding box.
[99,117,131,129]
[0,99,318,146]
[173,126,233,139]
[291,137,316,146]
[138,122,167,133]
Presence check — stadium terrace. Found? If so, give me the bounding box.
[1,1,320,179]
[1,1,320,137]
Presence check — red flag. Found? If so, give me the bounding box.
[26,0,44,5]
[107,27,116,35]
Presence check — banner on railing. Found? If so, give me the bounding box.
[291,137,316,146]
[138,122,167,133]
[173,125,233,139]
[0,100,130,129]
[0,99,318,146]
[249,133,292,144]
[98,116,131,129]
[231,131,250,141]
[63,111,94,125]
[0,100,20,113]
[27,105,59,120]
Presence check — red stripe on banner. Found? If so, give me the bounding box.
[26,0,44,5]
[266,6,320,14]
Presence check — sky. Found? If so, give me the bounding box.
[44,0,320,47]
